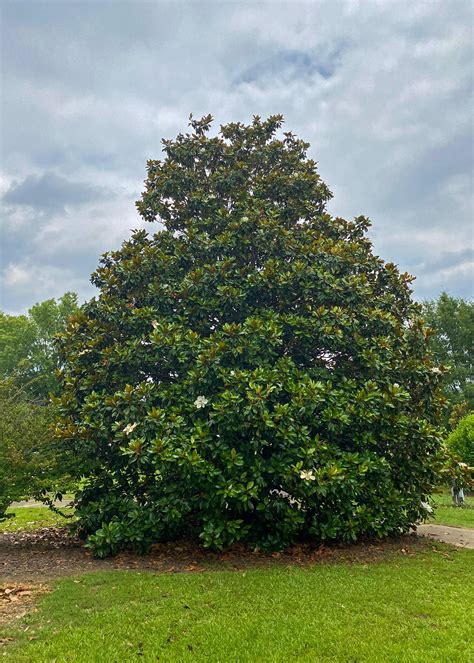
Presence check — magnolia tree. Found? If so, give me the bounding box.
[56,116,444,557]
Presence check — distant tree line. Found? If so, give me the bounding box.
[420,292,473,426]
[0,292,78,401]
[0,293,79,517]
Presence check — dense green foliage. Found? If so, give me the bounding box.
[421,293,473,421]
[56,115,444,556]
[0,292,78,401]
[0,379,71,518]
[0,294,79,516]
[446,414,474,468]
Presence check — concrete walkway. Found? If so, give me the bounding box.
[416,524,474,549]
[10,500,72,509]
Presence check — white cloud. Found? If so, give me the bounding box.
[3,264,31,287]
[1,261,95,315]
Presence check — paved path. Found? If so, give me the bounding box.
[10,500,72,509]
[416,524,474,549]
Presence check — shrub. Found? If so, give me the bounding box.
[446,414,474,468]
[56,115,444,556]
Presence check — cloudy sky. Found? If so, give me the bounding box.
[1,0,473,314]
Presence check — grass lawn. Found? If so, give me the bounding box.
[0,506,74,532]
[432,491,474,529]
[2,547,473,662]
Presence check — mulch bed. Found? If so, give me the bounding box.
[1,527,433,585]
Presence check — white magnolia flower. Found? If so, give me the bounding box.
[269,489,302,509]
[288,496,303,509]
[194,395,209,409]
[300,469,316,481]
[151,320,159,330]
[431,367,442,375]
[123,422,138,435]
[421,501,433,513]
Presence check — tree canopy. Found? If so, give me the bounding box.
[421,292,473,420]
[56,115,444,556]
[0,292,78,400]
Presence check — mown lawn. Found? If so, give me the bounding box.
[0,506,74,532]
[2,547,473,662]
[432,491,474,528]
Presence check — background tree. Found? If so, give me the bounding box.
[0,292,78,401]
[446,413,474,468]
[56,115,444,557]
[421,293,473,426]
[0,378,74,519]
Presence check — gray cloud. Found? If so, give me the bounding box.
[235,46,345,85]
[418,248,474,274]
[3,172,110,213]
[1,0,473,313]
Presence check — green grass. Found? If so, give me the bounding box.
[3,547,473,662]
[0,506,74,532]
[432,491,474,528]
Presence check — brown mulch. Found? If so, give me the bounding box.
[0,527,433,585]
[0,584,50,629]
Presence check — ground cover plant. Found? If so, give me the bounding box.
[55,115,445,556]
[2,546,473,662]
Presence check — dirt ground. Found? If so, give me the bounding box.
[0,527,435,584]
